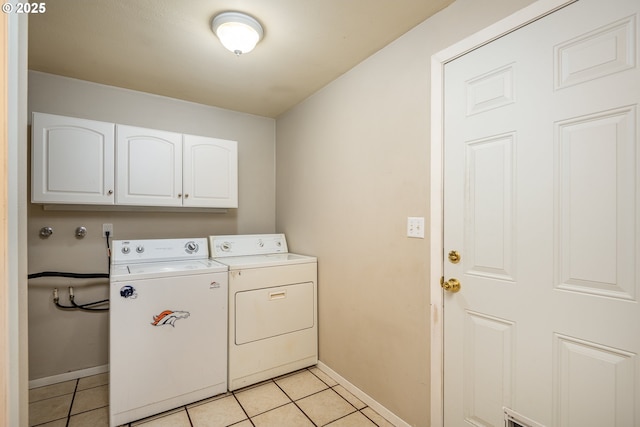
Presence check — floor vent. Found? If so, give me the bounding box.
[504,407,546,427]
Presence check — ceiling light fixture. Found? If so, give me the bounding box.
[212,12,264,56]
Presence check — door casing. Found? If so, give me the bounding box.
[428,0,577,425]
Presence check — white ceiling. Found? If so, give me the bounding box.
[28,0,455,118]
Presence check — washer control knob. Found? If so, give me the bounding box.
[258,239,264,247]
[185,241,199,253]
[136,245,144,254]
[221,242,231,252]
[121,246,130,254]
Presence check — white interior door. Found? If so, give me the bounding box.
[443,0,639,425]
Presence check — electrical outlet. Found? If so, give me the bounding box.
[407,217,425,238]
[102,223,113,238]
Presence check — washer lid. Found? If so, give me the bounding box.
[214,253,316,269]
[111,259,228,280]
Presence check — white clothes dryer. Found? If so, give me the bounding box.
[109,238,227,427]
[209,234,317,391]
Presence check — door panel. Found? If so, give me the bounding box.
[31,112,115,204]
[116,125,182,206]
[182,134,238,208]
[463,311,515,427]
[465,133,516,281]
[443,0,639,425]
[554,334,635,427]
[555,107,637,300]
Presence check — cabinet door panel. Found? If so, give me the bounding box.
[116,125,182,206]
[183,135,238,208]
[32,113,115,204]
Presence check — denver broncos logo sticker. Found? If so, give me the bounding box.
[151,310,190,327]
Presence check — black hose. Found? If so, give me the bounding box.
[70,294,109,311]
[54,299,108,312]
[53,288,109,312]
[33,236,113,311]
[28,271,109,280]
[106,231,111,275]
[29,230,112,281]
[74,298,110,308]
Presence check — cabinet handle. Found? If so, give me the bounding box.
[178,193,182,198]
[184,194,189,198]
[107,190,113,195]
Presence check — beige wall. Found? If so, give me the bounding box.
[275,0,535,425]
[27,71,276,380]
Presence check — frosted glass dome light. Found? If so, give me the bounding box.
[212,12,264,56]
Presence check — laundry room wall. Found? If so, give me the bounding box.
[27,71,276,381]
[275,0,535,426]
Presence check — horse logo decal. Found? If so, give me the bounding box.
[151,310,190,327]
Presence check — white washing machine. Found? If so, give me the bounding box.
[209,234,317,391]
[109,238,228,427]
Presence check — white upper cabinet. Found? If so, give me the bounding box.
[116,125,238,208]
[183,134,238,208]
[32,113,239,209]
[116,125,183,206]
[31,112,115,204]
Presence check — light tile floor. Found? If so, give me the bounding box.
[29,367,396,427]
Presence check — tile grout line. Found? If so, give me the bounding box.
[309,368,369,426]
[358,406,382,427]
[183,404,194,427]
[231,388,256,426]
[318,372,381,427]
[245,379,293,419]
[64,379,79,427]
[66,382,112,422]
[272,376,319,426]
[292,367,368,427]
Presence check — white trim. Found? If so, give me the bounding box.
[28,364,109,389]
[7,8,29,427]
[317,361,410,427]
[428,1,577,426]
[504,407,547,427]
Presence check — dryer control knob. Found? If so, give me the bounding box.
[221,242,231,252]
[121,246,130,254]
[136,245,144,254]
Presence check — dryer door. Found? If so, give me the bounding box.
[235,281,314,345]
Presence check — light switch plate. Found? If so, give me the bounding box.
[407,217,425,238]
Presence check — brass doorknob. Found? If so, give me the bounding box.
[440,277,461,293]
[448,250,461,264]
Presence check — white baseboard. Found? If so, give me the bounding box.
[317,361,410,427]
[29,364,109,389]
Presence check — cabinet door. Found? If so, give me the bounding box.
[183,134,238,208]
[116,125,182,206]
[31,112,115,204]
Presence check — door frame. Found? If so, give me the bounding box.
[428,0,576,425]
